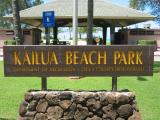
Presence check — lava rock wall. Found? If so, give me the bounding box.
[19,91,141,120]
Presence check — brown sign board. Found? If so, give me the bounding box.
[3,45,154,77]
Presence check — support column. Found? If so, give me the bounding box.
[112,76,117,91]
[110,26,115,44]
[42,77,47,90]
[73,0,78,45]
[110,25,117,91]
[41,27,50,91]
[53,27,58,42]
[102,27,107,45]
[45,27,50,45]
[87,0,94,45]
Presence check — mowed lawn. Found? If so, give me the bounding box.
[0,61,160,120]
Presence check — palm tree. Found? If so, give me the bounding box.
[12,0,22,45]
[129,0,139,9]
[87,0,94,45]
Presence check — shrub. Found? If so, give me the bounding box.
[138,40,157,51]
[4,40,16,45]
[137,40,157,45]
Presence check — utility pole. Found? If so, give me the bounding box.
[42,10,55,90]
[41,27,50,91]
[73,0,78,45]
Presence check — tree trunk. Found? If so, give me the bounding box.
[69,27,72,40]
[87,0,94,45]
[79,32,82,39]
[24,0,30,8]
[12,0,22,45]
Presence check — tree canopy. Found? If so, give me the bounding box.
[0,0,43,28]
[129,0,160,23]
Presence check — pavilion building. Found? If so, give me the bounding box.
[4,0,155,45]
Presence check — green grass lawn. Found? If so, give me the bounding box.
[0,61,160,120]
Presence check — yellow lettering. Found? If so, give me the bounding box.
[114,51,120,64]
[136,51,143,64]
[14,51,21,65]
[66,51,72,64]
[50,52,58,64]
[35,52,40,65]
[128,51,135,64]
[31,51,35,65]
[80,52,89,64]
[119,51,127,64]
[23,52,31,65]
[98,51,106,64]
[89,51,97,64]
[73,51,79,64]
[41,50,49,65]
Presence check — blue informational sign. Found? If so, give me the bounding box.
[42,11,55,27]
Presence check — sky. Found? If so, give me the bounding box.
[110,0,129,6]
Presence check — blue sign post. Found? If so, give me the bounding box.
[42,11,55,90]
[43,11,55,27]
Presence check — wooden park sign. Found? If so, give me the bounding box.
[3,45,154,77]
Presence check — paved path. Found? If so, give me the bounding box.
[154,50,160,61]
[0,48,3,61]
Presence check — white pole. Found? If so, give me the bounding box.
[73,0,78,45]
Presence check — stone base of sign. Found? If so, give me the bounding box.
[18,91,142,120]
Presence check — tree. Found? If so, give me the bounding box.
[0,0,12,28]
[87,0,94,45]
[12,0,22,45]
[11,0,44,44]
[0,0,44,29]
[33,0,44,6]
[129,0,160,23]
[68,27,72,40]
[79,27,87,39]
[79,27,101,39]
[129,0,139,9]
